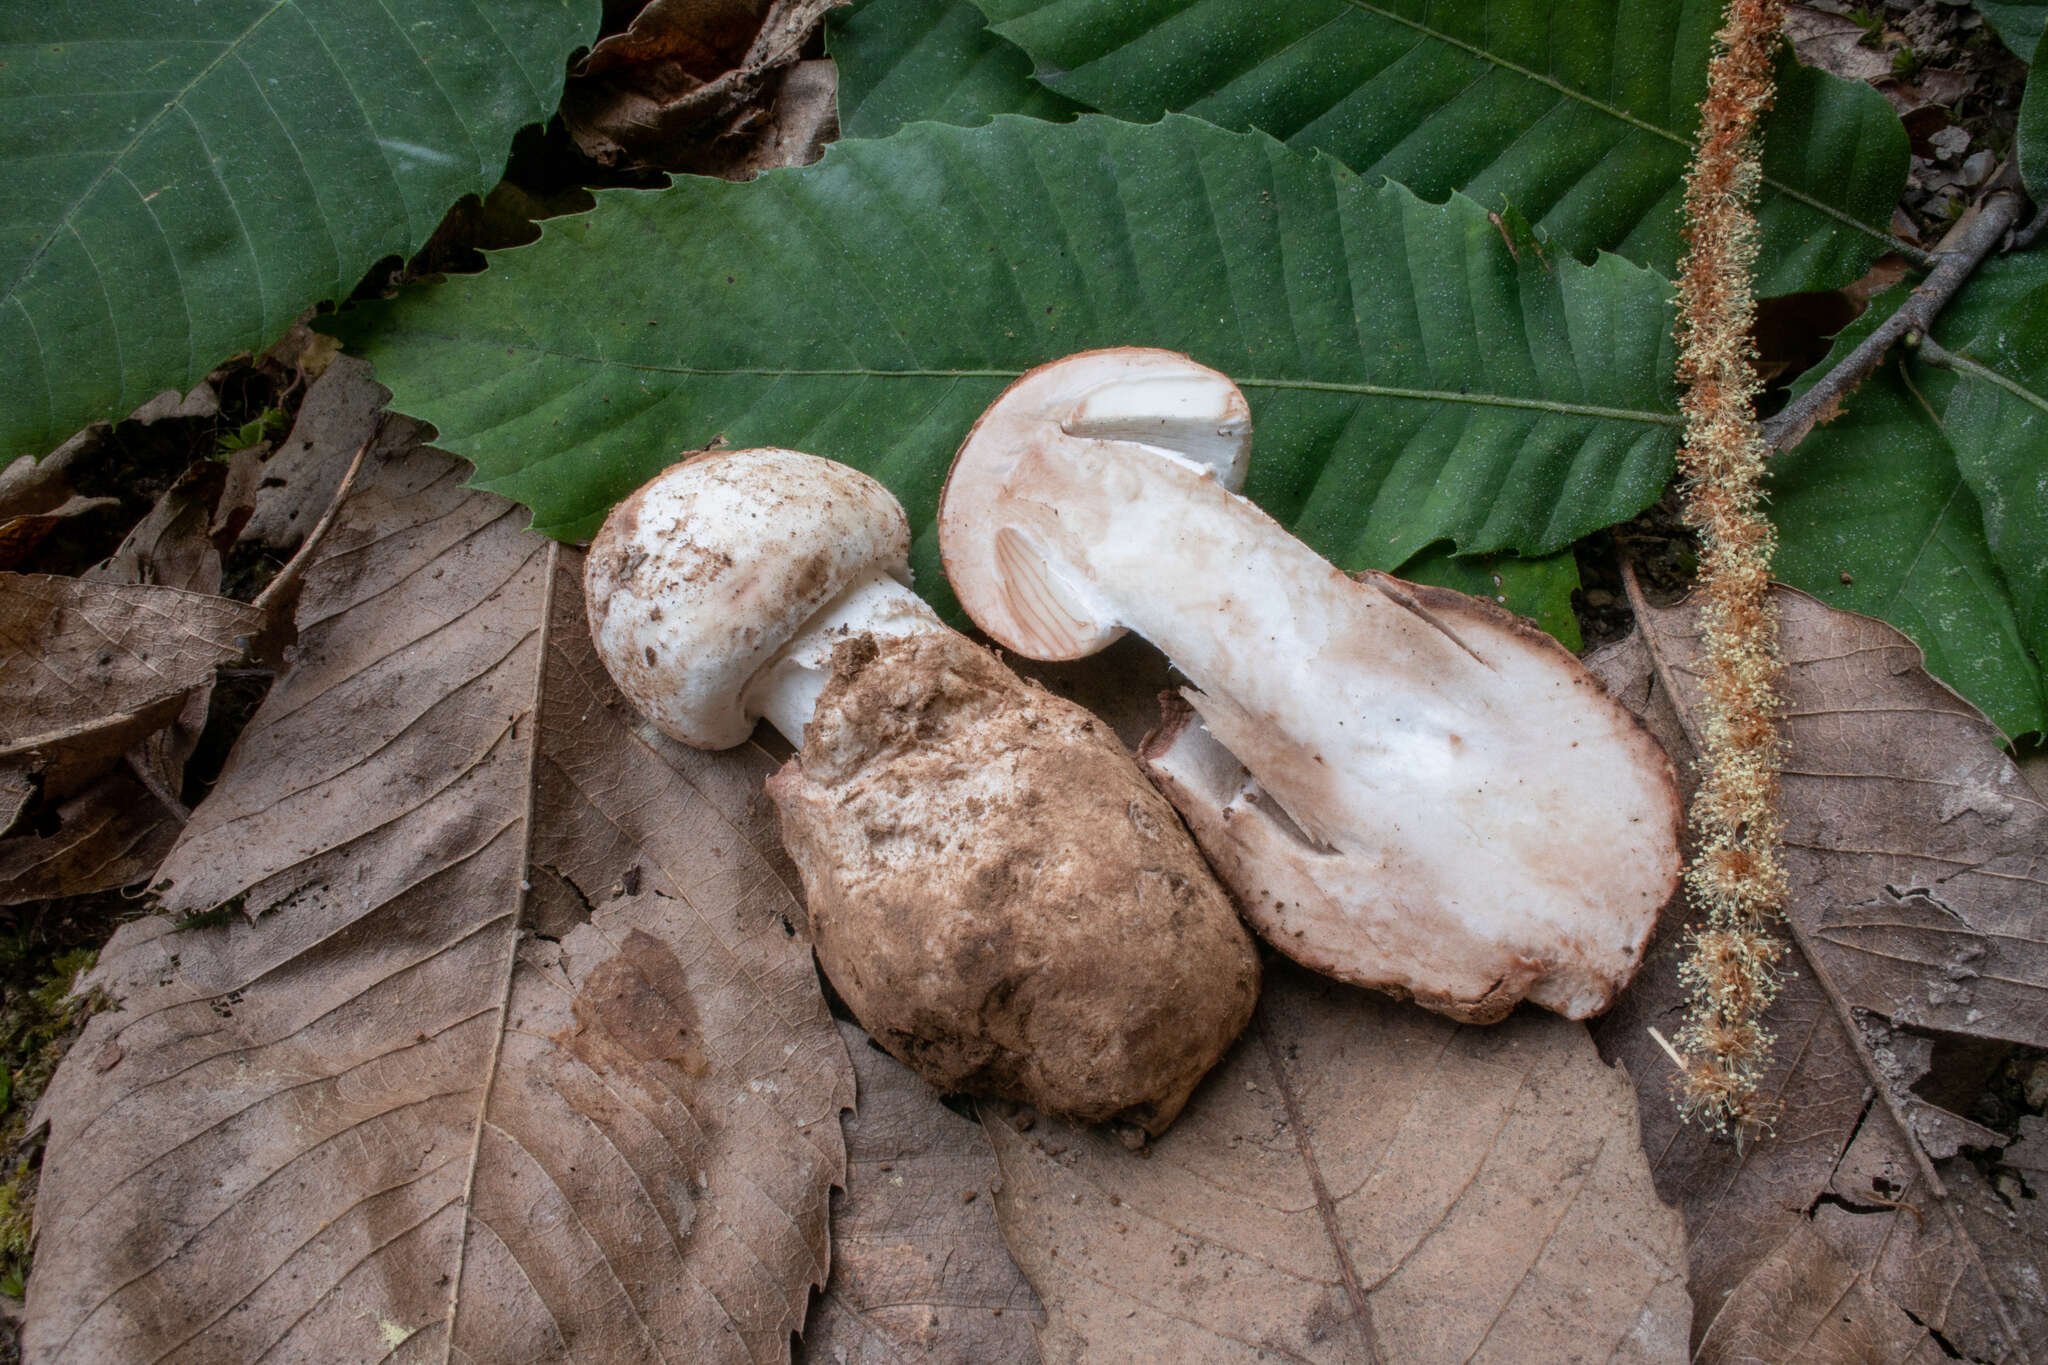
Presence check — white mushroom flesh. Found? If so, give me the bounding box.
[941,350,1681,1021]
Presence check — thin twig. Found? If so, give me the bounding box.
[1760,189,2025,451]
[250,417,380,618]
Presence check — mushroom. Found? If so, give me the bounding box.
[939,350,1682,1023]
[585,448,1259,1133]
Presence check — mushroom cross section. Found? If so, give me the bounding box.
[940,348,1682,1022]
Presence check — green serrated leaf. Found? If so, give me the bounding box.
[1913,256,2048,707]
[1771,280,2048,739]
[829,0,1083,139]
[966,0,1907,296]
[0,0,599,461]
[2023,29,2048,203]
[329,115,1682,618]
[1979,1,2048,61]
[1395,545,1584,652]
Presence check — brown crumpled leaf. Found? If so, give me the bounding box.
[983,961,1691,1362]
[1695,1222,1948,1364]
[0,575,257,741]
[86,454,244,596]
[0,573,260,890]
[1786,6,1895,84]
[0,770,182,906]
[562,0,841,170]
[84,452,262,812]
[0,451,260,879]
[1589,587,2047,1363]
[24,436,853,1363]
[799,1022,1043,1364]
[241,354,420,552]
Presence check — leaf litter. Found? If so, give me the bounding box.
[25,432,853,1362]
[984,963,1691,1363]
[1590,585,2048,1362]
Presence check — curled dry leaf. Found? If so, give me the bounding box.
[2,445,260,892]
[0,770,182,907]
[799,1022,1042,1364]
[242,355,418,553]
[84,450,262,815]
[983,962,1690,1363]
[1785,6,1897,86]
[1696,1222,1949,1365]
[1589,587,2048,1362]
[562,0,841,169]
[0,573,260,896]
[24,438,853,1363]
[0,575,259,746]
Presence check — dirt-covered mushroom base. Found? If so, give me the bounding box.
[767,631,1259,1135]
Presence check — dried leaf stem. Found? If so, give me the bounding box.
[250,417,379,618]
[1761,187,2026,451]
[1668,0,1792,1136]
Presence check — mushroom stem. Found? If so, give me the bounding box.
[748,567,945,745]
[992,434,1511,853]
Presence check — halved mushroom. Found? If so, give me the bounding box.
[940,350,1682,1023]
[586,448,1259,1132]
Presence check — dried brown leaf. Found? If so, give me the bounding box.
[1589,589,2047,1362]
[24,438,853,1363]
[0,573,259,891]
[0,574,258,741]
[1625,588,2048,1049]
[240,355,417,553]
[984,962,1691,1363]
[561,0,839,170]
[83,454,256,810]
[0,427,103,525]
[798,1022,1042,1365]
[1695,1221,1949,1364]
[0,770,181,906]
[582,0,771,80]
[1786,6,1896,84]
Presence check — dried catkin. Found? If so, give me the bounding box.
[1668,0,1792,1137]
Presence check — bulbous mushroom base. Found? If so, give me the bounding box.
[765,631,1259,1136]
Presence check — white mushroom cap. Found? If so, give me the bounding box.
[585,448,931,749]
[938,349,1681,1022]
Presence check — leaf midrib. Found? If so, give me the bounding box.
[1338,2,1904,252]
[2,1,293,308]
[397,340,1686,428]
